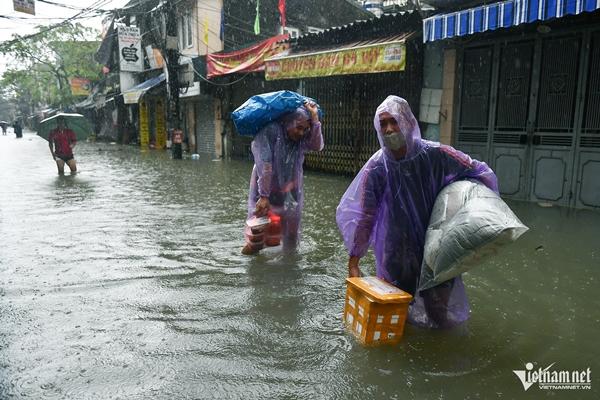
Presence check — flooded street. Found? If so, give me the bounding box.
[1,132,598,399]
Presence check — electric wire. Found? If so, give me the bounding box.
[3,0,281,90]
[0,0,112,50]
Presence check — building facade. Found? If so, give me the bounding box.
[422,0,600,209]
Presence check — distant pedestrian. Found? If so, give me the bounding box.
[0,122,7,135]
[13,120,22,138]
[48,116,77,174]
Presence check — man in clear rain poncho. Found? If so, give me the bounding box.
[336,96,498,328]
[242,101,323,255]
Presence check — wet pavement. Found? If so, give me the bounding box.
[0,131,598,399]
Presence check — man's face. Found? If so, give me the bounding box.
[57,119,65,129]
[379,112,400,136]
[286,119,310,142]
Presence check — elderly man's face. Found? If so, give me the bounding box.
[57,119,66,129]
[379,112,400,136]
[286,119,310,142]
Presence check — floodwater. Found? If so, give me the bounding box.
[1,132,598,399]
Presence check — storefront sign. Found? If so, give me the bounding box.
[139,100,149,147]
[207,34,289,78]
[13,0,35,15]
[180,82,200,98]
[155,100,166,150]
[118,26,143,72]
[124,91,143,104]
[69,77,91,96]
[123,74,165,104]
[265,41,406,80]
[145,46,164,70]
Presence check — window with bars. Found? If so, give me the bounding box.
[186,11,193,48]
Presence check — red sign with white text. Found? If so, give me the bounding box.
[207,34,289,78]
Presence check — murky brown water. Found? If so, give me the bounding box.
[1,132,598,399]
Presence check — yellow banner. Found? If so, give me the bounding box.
[265,42,406,80]
[139,100,149,148]
[155,100,166,150]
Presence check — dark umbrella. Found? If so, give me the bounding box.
[38,113,93,141]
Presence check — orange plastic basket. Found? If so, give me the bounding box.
[344,277,413,345]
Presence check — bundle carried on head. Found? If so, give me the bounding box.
[232,90,322,137]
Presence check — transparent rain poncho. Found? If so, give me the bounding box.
[336,96,498,328]
[247,107,324,250]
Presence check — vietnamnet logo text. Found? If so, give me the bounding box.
[513,362,592,391]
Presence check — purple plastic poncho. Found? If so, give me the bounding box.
[336,96,498,328]
[247,107,324,250]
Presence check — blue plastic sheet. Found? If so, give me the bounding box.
[232,90,321,137]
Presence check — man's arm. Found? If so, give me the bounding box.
[345,206,379,277]
[251,125,275,216]
[302,102,324,152]
[337,158,385,277]
[48,134,55,158]
[348,256,361,277]
[439,145,499,193]
[69,130,77,151]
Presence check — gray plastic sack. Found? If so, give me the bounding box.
[418,180,528,291]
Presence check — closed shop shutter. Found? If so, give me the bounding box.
[196,95,216,156]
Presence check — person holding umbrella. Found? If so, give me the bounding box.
[48,116,77,174]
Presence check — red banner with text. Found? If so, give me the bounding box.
[207,34,289,78]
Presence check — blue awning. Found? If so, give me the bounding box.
[122,73,166,104]
[423,0,600,42]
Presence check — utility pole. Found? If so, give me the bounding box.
[163,0,182,159]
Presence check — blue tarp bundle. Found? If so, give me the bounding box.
[232,90,322,137]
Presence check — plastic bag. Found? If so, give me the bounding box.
[231,90,322,137]
[418,180,529,291]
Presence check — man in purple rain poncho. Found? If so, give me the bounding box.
[336,96,498,328]
[242,101,323,255]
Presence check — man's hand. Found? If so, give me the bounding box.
[348,256,361,277]
[304,100,319,123]
[255,196,270,217]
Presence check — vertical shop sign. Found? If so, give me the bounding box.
[155,100,166,150]
[118,26,143,72]
[139,100,149,148]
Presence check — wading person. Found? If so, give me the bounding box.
[48,116,77,174]
[13,120,22,138]
[242,100,323,255]
[336,96,498,328]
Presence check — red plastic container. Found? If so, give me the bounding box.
[245,216,270,250]
[265,212,281,247]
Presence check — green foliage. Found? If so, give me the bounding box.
[0,22,102,111]
[0,96,15,122]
